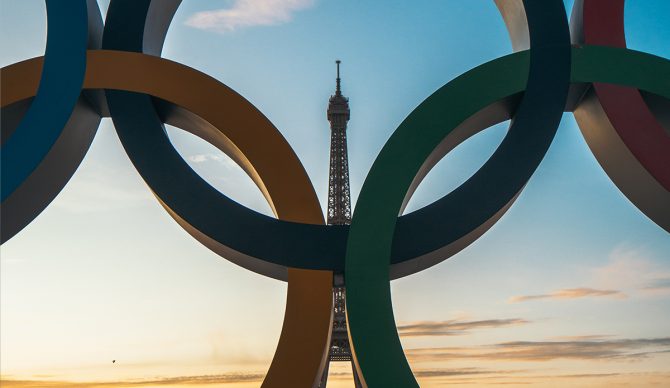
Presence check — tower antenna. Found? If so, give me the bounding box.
[336,60,341,94]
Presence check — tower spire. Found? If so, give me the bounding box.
[336,60,342,95]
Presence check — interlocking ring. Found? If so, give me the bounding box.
[1,0,668,386]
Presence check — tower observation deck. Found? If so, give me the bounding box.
[318,61,363,387]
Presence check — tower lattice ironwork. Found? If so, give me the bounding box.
[326,61,352,225]
[319,61,363,388]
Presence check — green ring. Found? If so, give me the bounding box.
[345,45,670,386]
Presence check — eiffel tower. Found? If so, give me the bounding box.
[318,60,363,388]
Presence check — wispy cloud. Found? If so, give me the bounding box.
[413,371,670,386]
[413,367,525,378]
[187,153,223,163]
[185,0,315,33]
[398,318,529,337]
[508,287,627,303]
[406,337,670,363]
[5,362,670,387]
[642,277,670,292]
[53,168,152,213]
[551,334,615,341]
[588,246,670,298]
[0,257,25,265]
[186,153,238,169]
[0,372,264,387]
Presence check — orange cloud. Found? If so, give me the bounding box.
[0,372,264,388]
[406,337,670,363]
[508,287,627,303]
[415,371,670,386]
[7,372,667,388]
[398,318,529,337]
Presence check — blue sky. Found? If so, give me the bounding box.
[1,1,669,386]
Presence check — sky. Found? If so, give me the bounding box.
[1,0,670,387]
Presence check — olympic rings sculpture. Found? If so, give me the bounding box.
[1,0,668,387]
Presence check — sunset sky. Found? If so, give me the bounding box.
[1,1,669,387]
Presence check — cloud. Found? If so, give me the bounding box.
[0,370,527,387]
[412,371,670,386]
[398,318,529,337]
[52,168,152,213]
[413,368,525,378]
[0,257,24,265]
[551,334,615,341]
[330,358,670,386]
[508,287,627,303]
[406,337,670,363]
[187,154,223,163]
[0,372,265,387]
[5,359,670,387]
[186,153,240,170]
[130,372,264,385]
[642,277,670,292]
[593,246,670,293]
[185,0,315,33]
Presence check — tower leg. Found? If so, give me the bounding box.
[351,359,363,388]
[318,356,331,387]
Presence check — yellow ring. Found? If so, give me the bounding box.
[1,50,333,387]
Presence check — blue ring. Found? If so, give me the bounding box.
[1,0,91,200]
